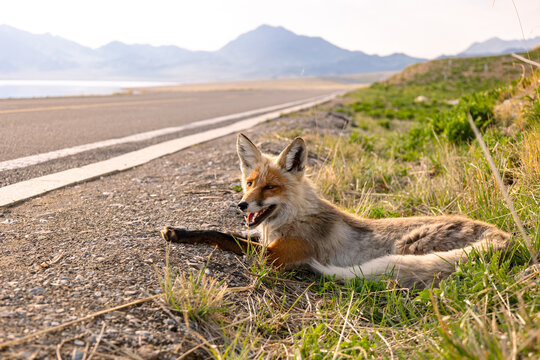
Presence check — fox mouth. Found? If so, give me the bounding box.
[246,205,276,227]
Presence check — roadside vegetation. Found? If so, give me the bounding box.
[161,50,540,358]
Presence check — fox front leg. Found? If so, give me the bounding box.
[161,226,261,255]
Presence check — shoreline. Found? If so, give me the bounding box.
[0,72,389,100]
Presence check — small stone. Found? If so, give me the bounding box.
[73,339,85,346]
[204,268,213,276]
[137,344,160,359]
[168,325,178,332]
[1,219,18,224]
[135,330,152,338]
[72,349,84,360]
[28,287,46,294]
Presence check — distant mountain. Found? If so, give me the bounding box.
[459,36,540,56]
[0,24,424,81]
[0,24,98,73]
[217,25,423,77]
[95,41,213,78]
[219,25,350,69]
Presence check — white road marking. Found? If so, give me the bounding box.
[0,95,325,172]
[0,92,341,207]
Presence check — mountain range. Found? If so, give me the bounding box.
[459,36,540,57]
[1,24,538,82]
[0,24,423,81]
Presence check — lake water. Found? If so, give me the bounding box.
[0,80,175,99]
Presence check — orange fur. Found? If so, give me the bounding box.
[267,237,314,269]
[243,167,286,204]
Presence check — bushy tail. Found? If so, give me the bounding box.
[310,235,509,288]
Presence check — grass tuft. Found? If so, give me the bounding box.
[159,253,229,324]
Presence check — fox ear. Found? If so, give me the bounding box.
[278,137,307,173]
[237,133,262,174]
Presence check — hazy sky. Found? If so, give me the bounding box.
[1,0,539,58]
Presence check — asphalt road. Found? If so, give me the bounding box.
[0,88,334,162]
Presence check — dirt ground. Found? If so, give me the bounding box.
[0,99,351,359]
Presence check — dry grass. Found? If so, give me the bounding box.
[158,251,230,325]
[520,130,540,183]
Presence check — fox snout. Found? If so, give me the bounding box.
[237,201,248,211]
[237,199,264,213]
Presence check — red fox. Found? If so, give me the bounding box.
[162,134,510,288]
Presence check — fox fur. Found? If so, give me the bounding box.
[162,134,510,288]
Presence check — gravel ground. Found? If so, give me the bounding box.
[0,100,350,359]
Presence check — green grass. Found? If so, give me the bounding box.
[159,251,230,324]
[159,52,540,358]
[232,184,243,192]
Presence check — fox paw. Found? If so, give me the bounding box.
[161,226,189,243]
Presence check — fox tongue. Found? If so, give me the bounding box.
[247,213,254,223]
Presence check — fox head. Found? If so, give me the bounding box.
[236,133,308,228]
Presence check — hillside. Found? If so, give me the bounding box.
[0,24,423,81]
[386,48,540,94]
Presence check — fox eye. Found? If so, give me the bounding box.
[247,181,253,187]
[264,185,275,190]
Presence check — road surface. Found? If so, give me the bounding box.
[0,86,348,188]
[0,88,335,161]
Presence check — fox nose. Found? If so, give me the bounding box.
[237,201,248,211]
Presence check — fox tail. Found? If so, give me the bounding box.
[310,236,509,288]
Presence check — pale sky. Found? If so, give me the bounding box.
[1,0,539,58]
